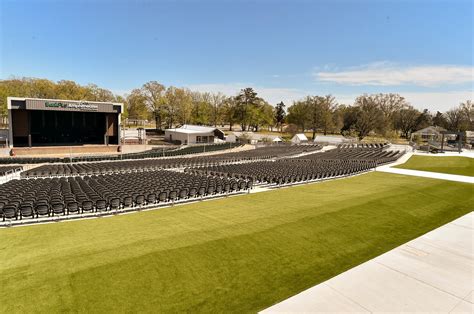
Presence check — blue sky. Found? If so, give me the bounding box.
[1,0,472,111]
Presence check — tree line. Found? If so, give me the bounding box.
[0,77,472,139]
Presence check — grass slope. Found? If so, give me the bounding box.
[395,155,474,176]
[1,172,472,313]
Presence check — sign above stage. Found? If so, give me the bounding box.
[45,101,99,111]
[23,98,120,113]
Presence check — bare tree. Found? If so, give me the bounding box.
[142,81,166,130]
[445,107,466,131]
[353,95,384,140]
[394,106,420,138]
[210,92,226,127]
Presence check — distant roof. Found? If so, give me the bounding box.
[292,133,308,141]
[165,124,223,134]
[313,135,351,143]
[412,126,447,134]
[233,132,281,141]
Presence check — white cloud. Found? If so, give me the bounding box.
[187,83,308,105]
[332,90,473,112]
[315,62,474,87]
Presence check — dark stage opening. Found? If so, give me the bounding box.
[12,110,119,147]
[31,111,107,145]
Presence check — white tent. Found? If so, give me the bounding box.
[313,135,352,145]
[291,133,308,144]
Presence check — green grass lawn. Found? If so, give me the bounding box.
[1,172,472,313]
[395,155,474,176]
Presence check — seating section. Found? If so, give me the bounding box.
[0,170,249,221]
[0,166,23,176]
[187,146,404,186]
[0,143,405,222]
[295,147,403,164]
[337,142,389,149]
[21,145,323,178]
[0,143,240,164]
[187,159,373,185]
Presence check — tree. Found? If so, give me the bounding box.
[341,105,359,136]
[249,100,274,132]
[415,109,432,130]
[190,91,212,125]
[142,81,166,130]
[318,95,337,136]
[210,92,226,127]
[55,80,91,100]
[373,93,409,132]
[275,101,286,132]
[353,95,384,140]
[459,100,473,130]
[235,88,260,131]
[286,100,308,132]
[222,96,238,131]
[164,87,193,127]
[432,111,447,128]
[87,84,116,102]
[126,89,148,123]
[116,95,128,121]
[394,106,420,138]
[445,107,466,131]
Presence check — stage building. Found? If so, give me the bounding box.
[7,97,123,147]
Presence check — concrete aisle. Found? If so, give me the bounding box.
[376,152,474,184]
[377,166,474,184]
[261,212,474,313]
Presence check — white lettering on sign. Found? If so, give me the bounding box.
[45,101,99,111]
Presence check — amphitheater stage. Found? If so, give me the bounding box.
[11,145,120,157]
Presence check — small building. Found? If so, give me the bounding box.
[230,132,282,144]
[313,135,353,145]
[291,133,308,144]
[164,124,225,145]
[410,126,447,142]
[465,131,474,147]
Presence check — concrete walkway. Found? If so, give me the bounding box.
[376,152,474,184]
[262,212,474,313]
[377,166,474,184]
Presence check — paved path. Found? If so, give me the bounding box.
[262,212,474,313]
[377,166,474,183]
[376,152,474,184]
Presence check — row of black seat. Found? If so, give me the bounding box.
[296,148,403,164]
[187,159,374,185]
[187,146,404,185]
[0,143,240,164]
[0,170,250,221]
[0,166,23,176]
[337,142,389,149]
[20,145,322,178]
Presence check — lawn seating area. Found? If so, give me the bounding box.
[395,155,474,176]
[0,170,250,221]
[0,172,471,313]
